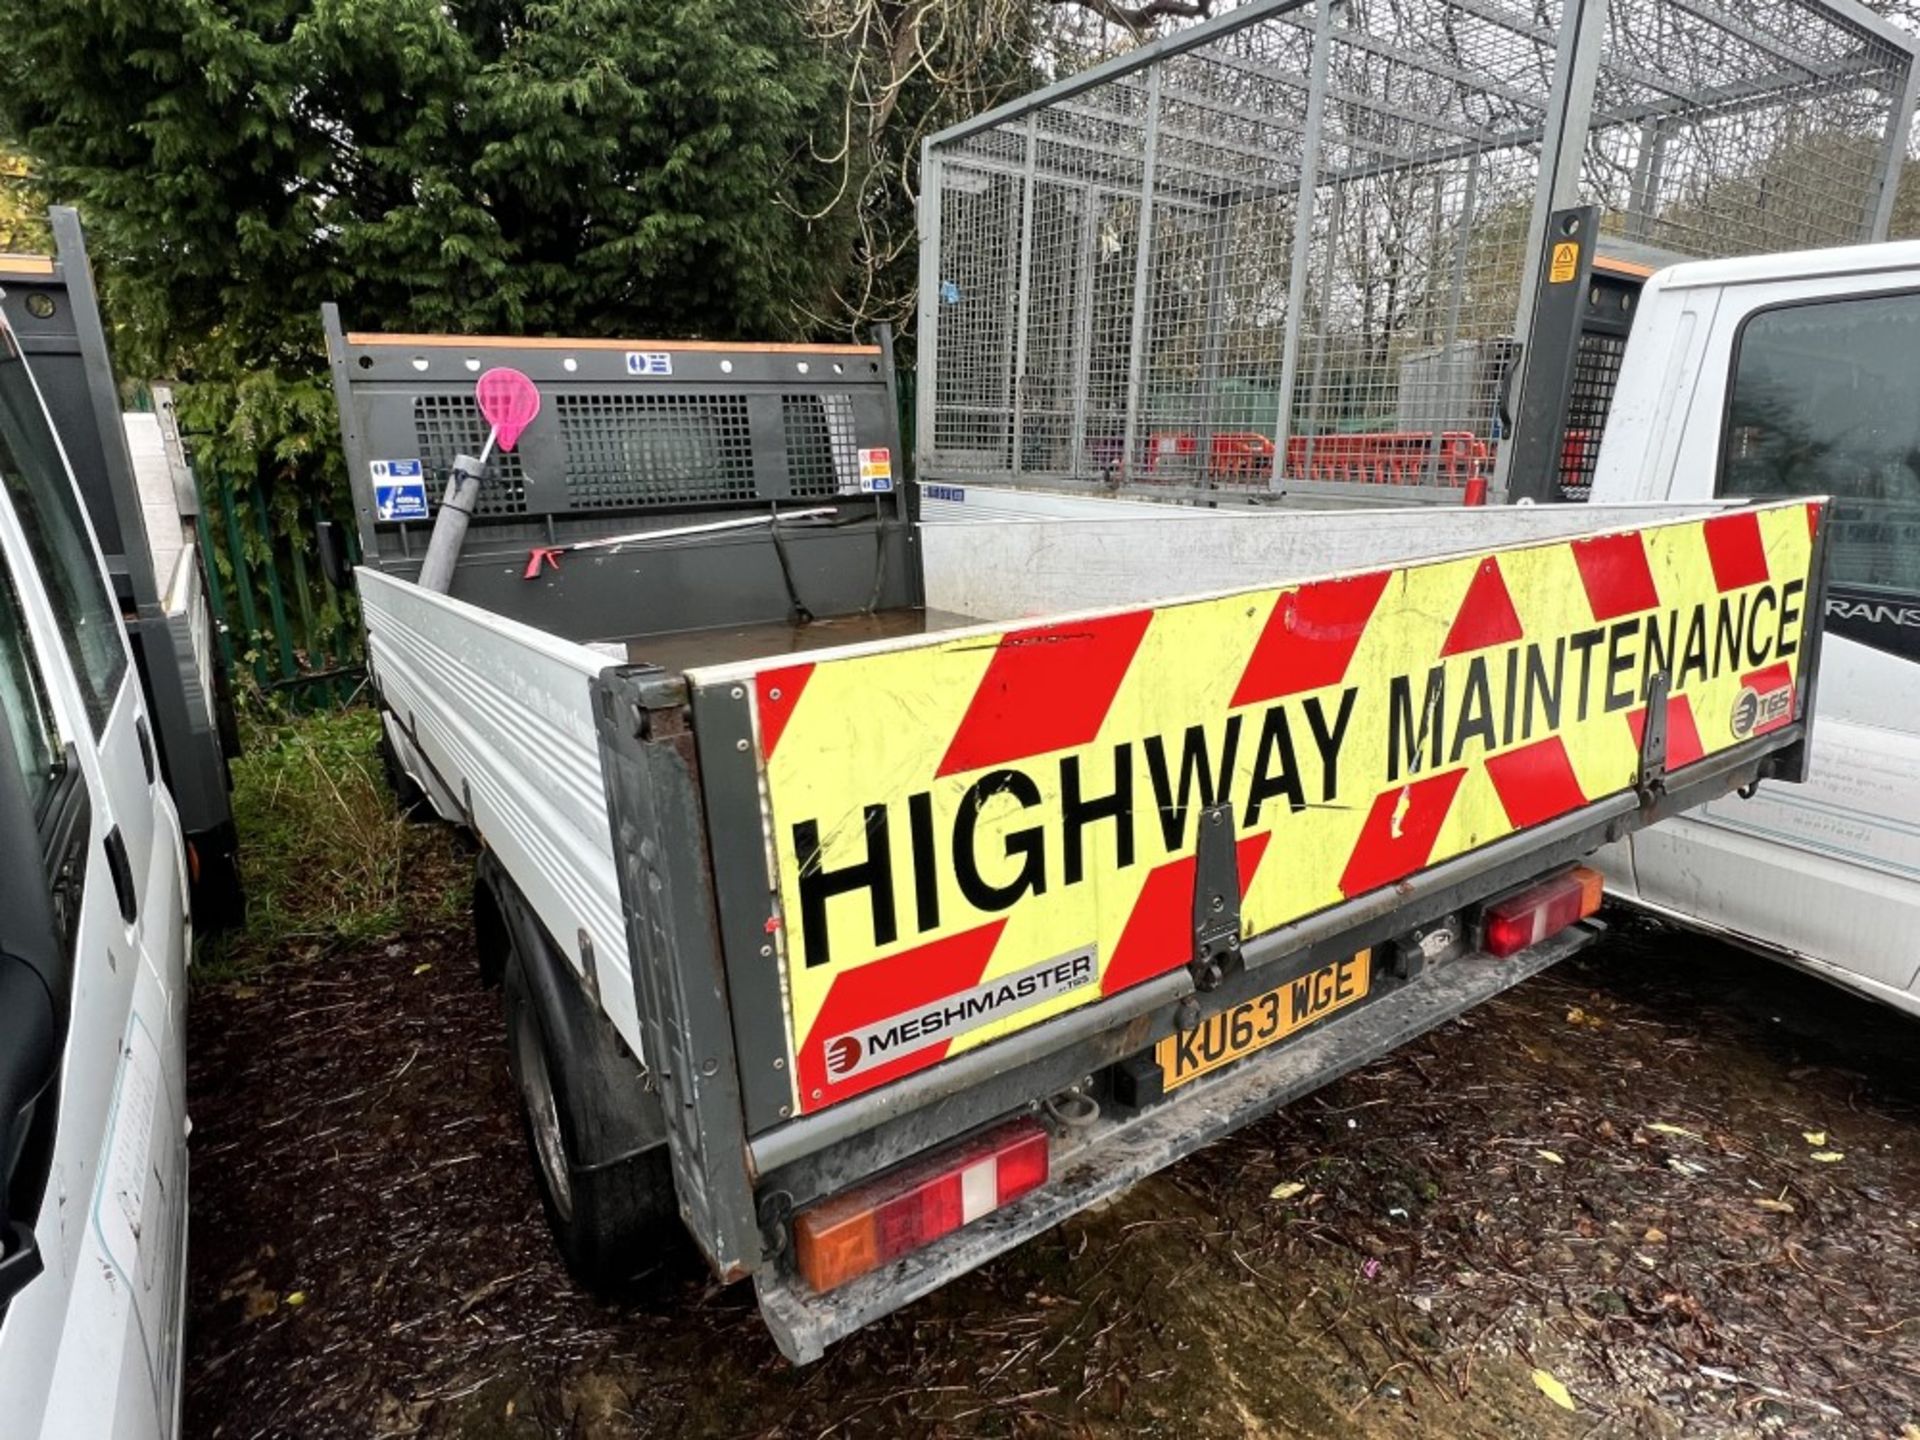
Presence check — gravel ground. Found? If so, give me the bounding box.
[183,910,1920,1440]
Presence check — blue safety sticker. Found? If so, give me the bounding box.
[372,458,428,521]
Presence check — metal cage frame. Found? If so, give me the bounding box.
[915,0,1920,502]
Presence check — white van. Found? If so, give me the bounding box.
[0,304,191,1433]
[1590,239,1920,1018]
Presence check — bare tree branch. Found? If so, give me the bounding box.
[1047,0,1212,34]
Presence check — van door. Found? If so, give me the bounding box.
[0,321,189,1439]
[1628,281,1920,1010]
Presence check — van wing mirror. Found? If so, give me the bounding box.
[316,519,352,591]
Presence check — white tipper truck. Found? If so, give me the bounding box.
[322,307,1830,1363]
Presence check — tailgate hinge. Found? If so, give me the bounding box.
[1190,803,1242,992]
[1636,669,1671,804]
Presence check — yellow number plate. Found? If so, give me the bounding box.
[1156,951,1372,1091]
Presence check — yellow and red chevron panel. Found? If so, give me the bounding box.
[750,501,1820,1115]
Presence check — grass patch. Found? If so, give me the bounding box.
[199,707,470,981]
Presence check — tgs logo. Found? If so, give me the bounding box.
[1731,682,1790,739]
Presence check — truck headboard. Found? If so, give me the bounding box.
[322,307,917,638]
[0,215,158,610]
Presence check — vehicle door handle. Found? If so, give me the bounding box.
[103,826,137,925]
[135,715,155,786]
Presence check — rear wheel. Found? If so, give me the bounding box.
[502,947,679,1290]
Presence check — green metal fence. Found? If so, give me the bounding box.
[198,470,364,711]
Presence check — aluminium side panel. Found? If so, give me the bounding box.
[916,496,1756,622]
[358,568,640,1053]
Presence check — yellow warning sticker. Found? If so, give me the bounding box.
[746,503,1820,1113]
[1549,241,1581,283]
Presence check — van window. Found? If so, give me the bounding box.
[1719,291,1920,597]
[0,560,60,819]
[0,329,127,732]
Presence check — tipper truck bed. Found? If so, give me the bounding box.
[323,314,1829,1361]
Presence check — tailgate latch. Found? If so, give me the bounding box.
[1190,803,1242,992]
[1636,668,1671,804]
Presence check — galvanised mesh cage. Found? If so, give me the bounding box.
[916,0,1918,497]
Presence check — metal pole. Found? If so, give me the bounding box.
[1626,118,1666,242]
[1068,184,1100,480]
[915,139,942,484]
[1868,59,1920,241]
[926,0,1314,153]
[1300,180,1345,484]
[1120,66,1164,486]
[1271,0,1339,493]
[1195,197,1233,493]
[1423,151,1481,489]
[1492,0,1608,503]
[415,450,487,594]
[1011,115,1040,480]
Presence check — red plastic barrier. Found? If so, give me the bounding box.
[1282,430,1490,487]
[1140,429,1493,488]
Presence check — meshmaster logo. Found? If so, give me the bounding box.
[823,948,1097,1081]
[825,1034,863,1077]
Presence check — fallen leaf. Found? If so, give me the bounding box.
[412,963,433,976]
[242,1287,278,1320]
[1643,1227,1667,1244]
[1809,1151,1845,1164]
[1667,1158,1706,1176]
[1531,1369,1576,1411]
[1647,1122,1701,1139]
[1802,1131,1827,1147]
[1753,1198,1796,1214]
[284,1290,307,1308]
[1536,1150,1565,1165]
[1899,1424,1919,1440]
[1270,1181,1306,1202]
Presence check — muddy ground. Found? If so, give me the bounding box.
[184,910,1920,1440]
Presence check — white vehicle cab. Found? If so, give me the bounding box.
[1589,239,1920,1018]
[0,305,191,1434]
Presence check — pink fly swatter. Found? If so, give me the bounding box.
[475,367,541,461]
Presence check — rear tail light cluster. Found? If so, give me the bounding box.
[794,1118,1049,1293]
[1481,865,1604,957]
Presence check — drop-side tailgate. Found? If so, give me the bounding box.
[692,500,1823,1122]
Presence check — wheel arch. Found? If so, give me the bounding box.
[476,849,667,1168]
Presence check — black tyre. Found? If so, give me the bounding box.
[186,824,246,933]
[502,947,680,1290]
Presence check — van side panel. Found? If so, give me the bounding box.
[358,569,640,1054]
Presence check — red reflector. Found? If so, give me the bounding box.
[1482,865,1604,958]
[794,1118,1049,1293]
